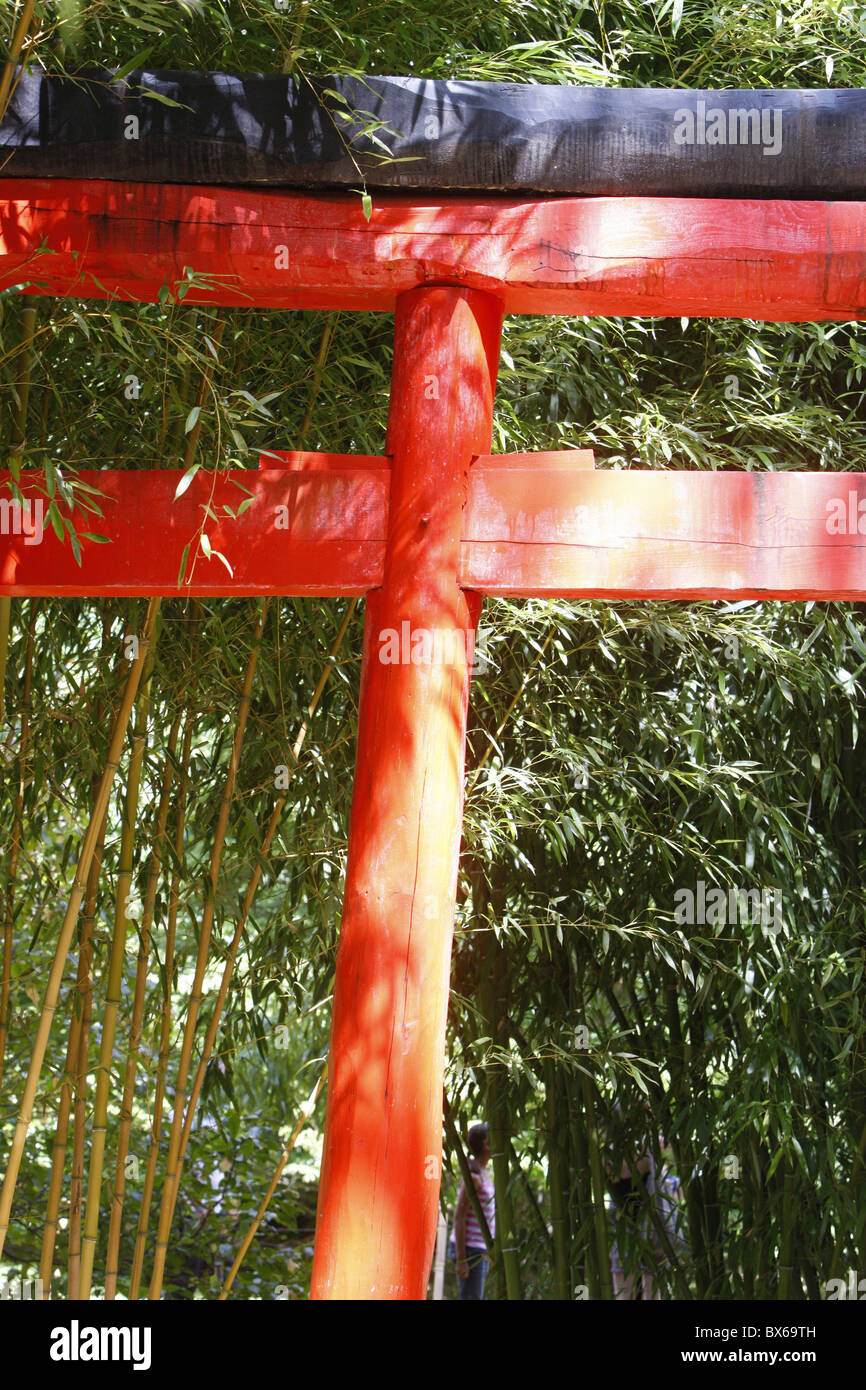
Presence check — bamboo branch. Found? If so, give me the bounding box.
[104,711,180,1299]
[10,303,37,452]
[45,620,118,1298]
[544,1054,571,1298]
[0,597,159,1265]
[147,600,269,1300]
[171,600,356,1211]
[581,1070,612,1301]
[128,704,195,1300]
[78,602,160,1298]
[0,1,36,125]
[217,1065,326,1299]
[298,316,338,443]
[0,299,39,1078]
[0,599,9,728]
[68,608,117,1297]
[0,599,36,1098]
[67,788,108,1300]
[467,629,554,787]
[479,927,522,1300]
[181,318,226,470]
[39,984,81,1298]
[507,1133,551,1252]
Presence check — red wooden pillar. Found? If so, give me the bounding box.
[310,286,503,1299]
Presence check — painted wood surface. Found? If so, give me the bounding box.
[461,466,866,600]
[0,456,388,596]
[4,460,865,600]
[3,181,866,320]
[310,286,503,1300]
[3,71,866,197]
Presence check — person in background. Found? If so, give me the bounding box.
[604,1102,684,1299]
[454,1121,495,1300]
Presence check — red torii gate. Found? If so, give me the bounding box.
[3,86,866,1300]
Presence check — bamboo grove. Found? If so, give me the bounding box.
[1,0,866,1300]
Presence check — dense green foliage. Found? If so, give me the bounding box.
[1,0,864,1299]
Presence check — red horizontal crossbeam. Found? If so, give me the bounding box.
[462,465,866,600]
[2,181,866,319]
[3,455,864,599]
[0,453,389,596]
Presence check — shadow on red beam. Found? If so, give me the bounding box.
[2,182,866,320]
[0,459,388,597]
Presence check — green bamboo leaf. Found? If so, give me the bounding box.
[141,89,189,108]
[47,500,64,542]
[174,464,200,499]
[112,49,154,83]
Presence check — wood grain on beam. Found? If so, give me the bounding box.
[461,467,866,600]
[2,182,866,320]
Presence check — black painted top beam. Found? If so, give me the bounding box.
[1,70,865,197]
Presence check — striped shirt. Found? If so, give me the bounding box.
[463,1166,496,1248]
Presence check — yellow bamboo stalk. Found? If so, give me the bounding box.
[1,299,38,1078]
[0,598,159,1264]
[298,316,337,442]
[0,600,36,1097]
[67,614,117,1296]
[0,1,36,124]
[0,598,9,726]
[469,628,554,785]
[42,592,119,1299]
[281,0,311,75]
[39,984,81,1298]
[170,599,356,1218]
[67,790,106,1299]
[128,709,195,1300]
[147,600,269,1300]
[79,605,160,1298]
[103,711,180,1298]
[218,1066,326,1299]
[181,318,226,469]
[67,608,117,1297]
[10,303,37,451]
